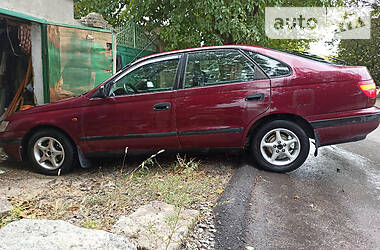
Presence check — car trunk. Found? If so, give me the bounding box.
[334,65,376,109]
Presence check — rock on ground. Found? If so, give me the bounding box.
[112,201,200,250]
[0,197,12,217]
[0,219,136,250]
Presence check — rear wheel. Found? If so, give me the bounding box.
[251,120,310,173]
[27,129,75,175]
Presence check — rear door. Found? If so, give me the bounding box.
[80,54,181,154]
[175,49,271,148]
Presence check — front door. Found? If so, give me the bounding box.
[175,49,271,148]
[79,54,181,154]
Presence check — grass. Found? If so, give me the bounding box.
[164,205,183,249]
[0,197,38,227]
[0,152,232,231]
[82,219,102,229]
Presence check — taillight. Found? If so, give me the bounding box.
[358,80,377,98]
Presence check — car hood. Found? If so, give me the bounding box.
[14,96,87,116]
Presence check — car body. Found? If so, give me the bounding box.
[0,45,379,174]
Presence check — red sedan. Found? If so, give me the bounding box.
[0,45,379,175]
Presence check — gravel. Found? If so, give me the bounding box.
[182,202,216,250]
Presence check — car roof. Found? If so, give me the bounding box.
[132,44,265,64]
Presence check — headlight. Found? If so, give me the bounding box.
[0,121,9,132]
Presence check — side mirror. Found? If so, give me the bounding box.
[92,85,107,98]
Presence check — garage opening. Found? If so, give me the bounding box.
[0,15,34,120]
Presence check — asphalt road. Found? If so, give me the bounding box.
[215,100,380,250]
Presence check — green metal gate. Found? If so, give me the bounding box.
[115,23,157,68]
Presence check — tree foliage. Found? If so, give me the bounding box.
[74,0,339,51]
[337,3,379,86]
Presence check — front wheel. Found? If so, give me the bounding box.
[251,120,310,173]
[27,129,75,175]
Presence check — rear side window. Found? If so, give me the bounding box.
[184,50,266,89]
[245,51,291,78]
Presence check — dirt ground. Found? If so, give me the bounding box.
[0,150,235,233]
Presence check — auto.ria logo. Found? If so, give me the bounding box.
[265,7,371,39]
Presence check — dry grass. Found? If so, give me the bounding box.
[0,151,234,231]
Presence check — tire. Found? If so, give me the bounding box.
[251,120,310,173]
[27,129,75,175]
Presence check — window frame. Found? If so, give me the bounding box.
[179,48,268,90]
[107,53,183,97]
[240,49,293,79]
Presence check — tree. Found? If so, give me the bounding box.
[74,0,340,51]
[337,3,379,86]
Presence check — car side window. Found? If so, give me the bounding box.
[245,51,291,77]
[184,50,265,89]
[110,58,179,96]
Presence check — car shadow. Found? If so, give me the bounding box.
[0,148,260,176]
[84,148,247,173]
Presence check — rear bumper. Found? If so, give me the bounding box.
[307,108,380,146]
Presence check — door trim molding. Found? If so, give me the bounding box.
[178,127,243,136]
[79,132,177,142]
[79,127,243,142]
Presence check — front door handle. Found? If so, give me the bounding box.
[245,93,265,101]
[153,102,171,111]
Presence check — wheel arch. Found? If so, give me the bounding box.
[244,113,315,148]
[21,124,77,161]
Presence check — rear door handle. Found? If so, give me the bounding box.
[245,93,265,101]
[153,102,171,111]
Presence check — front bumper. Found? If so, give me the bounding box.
[0,136,23,161]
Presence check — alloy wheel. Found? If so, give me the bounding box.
[33,137,65,170]
[260,128,301,166]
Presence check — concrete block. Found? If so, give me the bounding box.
[112,201,200,250]
[0,219,136,250]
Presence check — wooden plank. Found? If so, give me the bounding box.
[4,58,32,118]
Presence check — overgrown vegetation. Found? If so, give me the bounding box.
[0,152,232,230]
